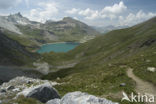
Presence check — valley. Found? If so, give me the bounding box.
[0,12,156,104]
[0,13,99,52]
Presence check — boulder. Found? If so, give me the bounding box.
[61,91,118,104]
[46,99,60,104]
[0,89,6,93]
[19,83,60,103]
[27,80,33,84]
[120,83,126,87]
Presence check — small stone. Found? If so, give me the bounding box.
[140,54,144,57]
[56,77,60,80]
[12,88,20,92]
[27,80,33,84]
[0,89,6,93]
[146,60,151,63]
[147,67,156,72]
[108,63,112,67]
[7,86,15,90]
[120,83,126,87]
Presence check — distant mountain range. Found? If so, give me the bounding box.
[0,13,99,51]
[93,25,129,33]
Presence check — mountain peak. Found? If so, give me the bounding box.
[16,12,22,17]
[6,12,33,26]
[10,12,23,17]
[63,17,75,21]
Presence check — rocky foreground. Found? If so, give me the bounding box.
[0,77,118,104]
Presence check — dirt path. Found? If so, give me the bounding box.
[127,68,156,96]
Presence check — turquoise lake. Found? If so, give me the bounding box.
[37,42,79,53]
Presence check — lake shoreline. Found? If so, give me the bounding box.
[37,42,80,53]
[40,41,80,46]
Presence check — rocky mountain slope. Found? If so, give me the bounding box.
[0,77,118,104]
[0,13,40,35]
[0,29,36,65]
[0,13,99,51]
[42,17,99,42]
[42,17,156,103]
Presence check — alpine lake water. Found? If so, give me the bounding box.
[37,42,80,53]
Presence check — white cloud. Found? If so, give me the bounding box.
[66,8,99,20]
[79,8,99,20]
[101,1,127,14]
[66,8,79,14]
[84,10,99,20]
[65,1,127,20]
[79,8,94,16]
[119,10,156,26]
[0,0,22,9]
[28,2,59,22]
[100,1,127,20]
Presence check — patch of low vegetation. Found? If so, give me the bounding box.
[3,29,39,51]
[4,95,43,104]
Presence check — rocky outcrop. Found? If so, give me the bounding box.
[24,83,60,103]
[0,77,59,103]
[0,77,118,104]
[62,91,118,104]
[46,91,118,104]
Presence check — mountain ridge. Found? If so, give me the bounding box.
[0,13,99,51]
[93,25,129,33]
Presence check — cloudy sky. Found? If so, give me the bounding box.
[0,0,156,26]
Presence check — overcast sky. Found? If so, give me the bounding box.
[0,0,156,26]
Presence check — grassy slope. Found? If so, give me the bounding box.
[4,28,40,52]
[42,17,156,103]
